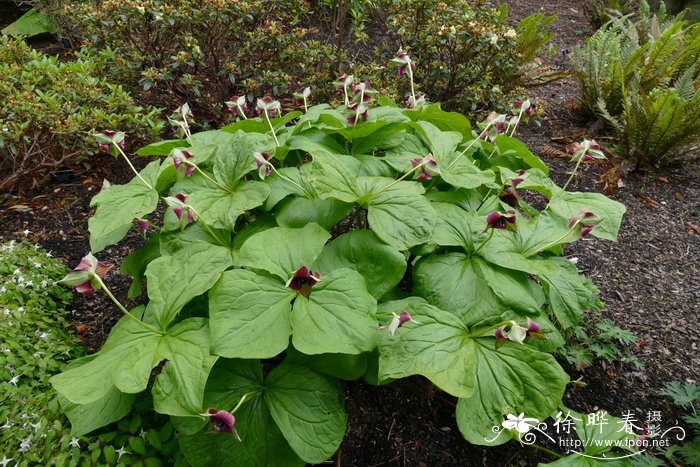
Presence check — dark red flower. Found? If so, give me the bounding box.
[285,266,321,299]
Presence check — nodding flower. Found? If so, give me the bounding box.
[95,130,125,155]
[379,310,420,336]
[226,95,249,118]
[207,409,240,441]
[486,210,517,231]
[165,193,195,225]
[411,154,439,181]
[285,266,321,299]
[253,152,273,179]
[61,253,113,295]
[494,318,544,349]
[172,149,196,177]
[256,96,281,117]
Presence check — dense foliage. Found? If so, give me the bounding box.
[0,37,163,192]
[572,2,700,166]
[49,81,625,464]
[37,0,554,118]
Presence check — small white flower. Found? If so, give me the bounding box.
[0,287,6,294]
[568,257,579,265]
[502,413,539,434]
[3,309,10,316]
[39,332,49,340]
[504,28,517,39]
[19,437,33,453]
[115,446,131,460]
[1,419,12,429]
[22,229,31,236]
[20,413,30,420]
[25,281,33,287]
[0,455,13,467]
[12,268,21,276]
[32,352,44,358]
[28,421,41,432]
[9,375,20,386]
[46,251,52,257]
[69,437,80,449]
[17,307,24,313]
[40,280,48,288]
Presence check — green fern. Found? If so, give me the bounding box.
[574,4,700,167]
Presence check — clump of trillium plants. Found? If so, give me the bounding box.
[51,56,625,465]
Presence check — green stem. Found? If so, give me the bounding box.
[267,164,312,198]
[237,104,248,120]
[526,442,563,459]
[303,96,308,113]
[264,109,280,147]
[193,164,233,194]
[188,207,228,246]
[447,124,491,171]
[562,150,587,191]
[469,319,515,338]
[370,161,426,200]
[353,88,365,128]
[407,63,417,106]
[231,390,262,414]
[114,142,154,190]
[508,108,525,137]
[95,276,164,335]
[471,228,495,257]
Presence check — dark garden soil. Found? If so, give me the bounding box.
[1,0,699,465]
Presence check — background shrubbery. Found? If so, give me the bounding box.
[0,37,163,191]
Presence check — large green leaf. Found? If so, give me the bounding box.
[263,166,315,210]
[120,233,161,298]
[179,396,302,467]
[188,181,270,230]
[493,134,549,174]
[382,133,428,173]
[357,177,436,250]
[2,8,56,36]
[144,242,233,329]
[265,362,346,463]
[135,139,188,156]
[350,123,411,155]
[88,160,160,252]
[285,346,368,380]
[313,230,406,299]
[456,340,569,445]
[275,197,353,230]
[548,192,626,241]
[377,299,477,398]
[59,387,134,437]
[475,259,546,315]
[413,253,508,324]
[179,358,345,466]
[51,315,217,418]
[238,224,330,281]
[404,104,472,140]
[539,258,597,329]
[430,202,483,249]
[292,268,377,355]
[212,134,272,190]
[209,269,295,359]
[308,152,361,203]
[151,319,219,416]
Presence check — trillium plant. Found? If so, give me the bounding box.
[51,64,625,465]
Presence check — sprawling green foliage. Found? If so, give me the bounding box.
[0,36,163,191]
[573,3,700,166]
[51,90,625,463]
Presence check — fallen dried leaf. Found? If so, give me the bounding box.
[656,176,669,183]
[8,204,33,212]
[634,193,659,206]
[688,223,700,235]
